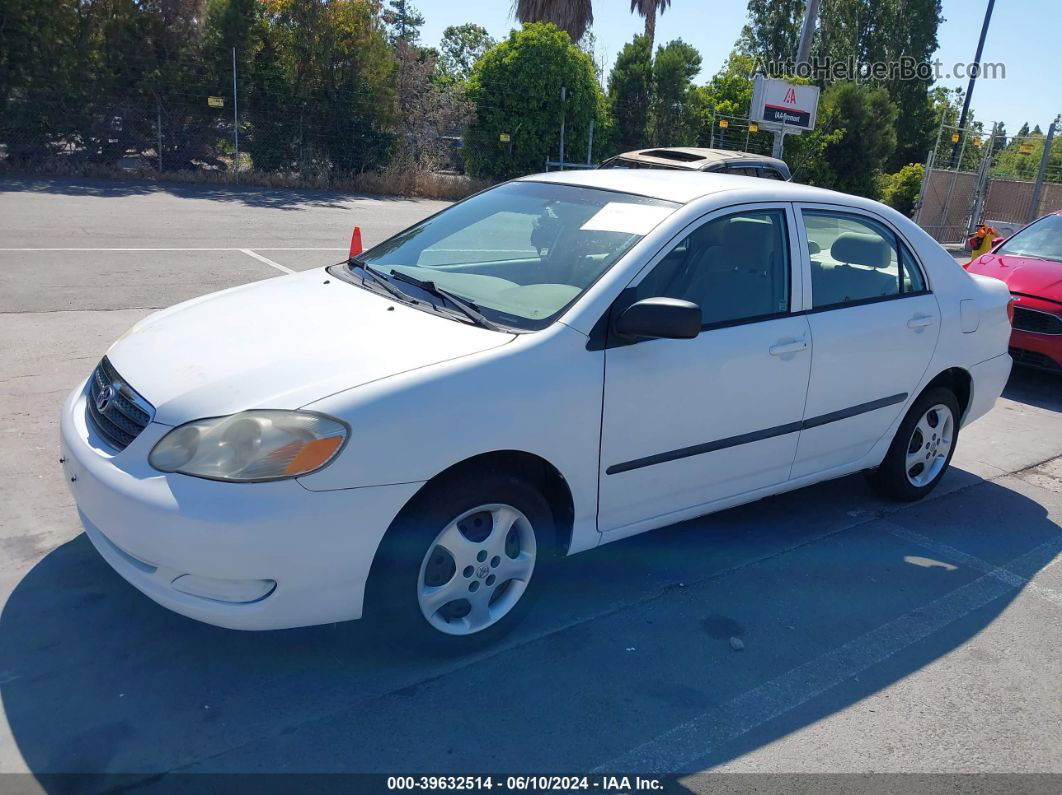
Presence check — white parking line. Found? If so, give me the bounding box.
[238,248,295,274]
[885,523,1062,608]
[592,534,1062,774]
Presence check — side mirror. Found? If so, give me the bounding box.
[992,236,1004,248]
[615,297,701,340]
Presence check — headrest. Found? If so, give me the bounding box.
[831,232,891,268]
[722,218,773,258]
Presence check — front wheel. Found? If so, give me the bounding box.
[369,473,555,651]
[868,387,960,502]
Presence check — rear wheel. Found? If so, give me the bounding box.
[369,472,555,651]
[868,387,960,502]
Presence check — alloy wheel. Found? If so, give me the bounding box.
[416,503,537,635]
[905,403,955,487]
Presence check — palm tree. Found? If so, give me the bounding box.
[630,0,671,52]
[513,0,594,43]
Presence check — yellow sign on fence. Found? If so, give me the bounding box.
[1018,143,1035,154]
[207,96,225,108]
[499,133,510,142]
[748,123,758,133]
[719,120,729,129]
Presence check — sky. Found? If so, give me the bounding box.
[416,0,1062,137]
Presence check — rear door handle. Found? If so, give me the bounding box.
[907,314,936,329]
[769,338,808,356]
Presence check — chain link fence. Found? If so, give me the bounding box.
[915,118,1062,243]
[707,113,778,156]
[0,67,474,192]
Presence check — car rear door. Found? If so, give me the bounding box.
[597,204,812,536]
[789,204,941,479]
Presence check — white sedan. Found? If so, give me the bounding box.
[60,170,1013,647]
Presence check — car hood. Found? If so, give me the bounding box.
[967,253,1062,301]
[106,268,514,425]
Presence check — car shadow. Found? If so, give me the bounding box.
[1003,366,1062,413]
[1,465,1058,781]
[0,176,428,211]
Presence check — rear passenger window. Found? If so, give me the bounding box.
[634,209,790,326]
[803,211,921,309]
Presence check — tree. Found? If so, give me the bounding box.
[0,0,84,163]
[248,0,397,175]
[651,39,701,146]
[607,35,653,151]
[795,81,898,196]
[738,0,805,63]
[697,51,758,119]
[740,0,943,170]
[869,0,942,170]
[514,1,594,43]
[465,22,604,180]
[391,41,473,170]
[382,0,425,46]
[247,35,295,171]
[993,132,1062,182]
[1017,122,1030,137]
[629,0,671,53]
[437,24,496,84]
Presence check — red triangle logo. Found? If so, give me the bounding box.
[783,88,797,105]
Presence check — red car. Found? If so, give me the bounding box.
[966,211,1062,373]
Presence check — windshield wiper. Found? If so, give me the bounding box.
[349,258,412,302]
[387,270,504,331]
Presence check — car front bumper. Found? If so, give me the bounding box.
[60,378,422,630]
[1009,329,1062,373]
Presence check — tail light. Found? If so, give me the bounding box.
[1007,299,1015,325]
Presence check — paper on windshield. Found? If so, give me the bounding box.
[580,203,673,236]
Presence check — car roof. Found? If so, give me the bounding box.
[519,168,870,208]
[610,147,790,171]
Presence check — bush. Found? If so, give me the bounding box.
[878,163,924,216]
[464,23,605,180]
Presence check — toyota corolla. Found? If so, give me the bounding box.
[60,170,1013,647]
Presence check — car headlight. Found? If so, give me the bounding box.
[149,410,348,482]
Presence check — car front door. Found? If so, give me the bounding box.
[597,204,812,536]
[790,205,940,479]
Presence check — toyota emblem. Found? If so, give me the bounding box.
[96,384,117,414]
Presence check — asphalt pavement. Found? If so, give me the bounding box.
[0,177,1060,787]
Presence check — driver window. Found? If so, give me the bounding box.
[633,209,791,326]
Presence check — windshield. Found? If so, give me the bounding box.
[355,181,679,330]
[997,214,1062,263]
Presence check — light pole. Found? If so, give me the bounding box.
[951,0,996,167]
[774,0,822,159]
[796,0,822,65]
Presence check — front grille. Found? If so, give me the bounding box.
[1009,347,1062,372]
[86,357,154,451]
[1012,306,1062,335]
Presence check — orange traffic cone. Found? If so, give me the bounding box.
[348,226,363,260]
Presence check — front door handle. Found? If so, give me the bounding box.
[769,338,808,356]
[907,314,936,329]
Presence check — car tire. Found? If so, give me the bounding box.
[367,471,557,653]
[867,387,961,502]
